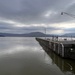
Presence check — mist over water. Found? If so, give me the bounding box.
[0,37,74,75]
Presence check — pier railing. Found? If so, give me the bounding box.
[46,37,75,41]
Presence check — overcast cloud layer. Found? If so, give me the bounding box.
[0,0,75,34]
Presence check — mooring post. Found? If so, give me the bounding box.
[60,43,64,57]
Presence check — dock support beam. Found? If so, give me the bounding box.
[60,43,64,57]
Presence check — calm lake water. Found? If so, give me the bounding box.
[0,37,75,75]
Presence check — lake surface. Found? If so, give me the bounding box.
[0,37,75,75]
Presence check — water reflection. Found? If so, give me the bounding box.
[0,37,39,56]
[0,37,47,75]
[0,37,74,75]
[0,37,64,75]
[37,39,75,75]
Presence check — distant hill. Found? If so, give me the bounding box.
[0,34,5,37]
[23,32,46,37]
[62,33,75,37]
[0,32,54,37]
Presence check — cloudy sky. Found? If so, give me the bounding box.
[0,0,75,35]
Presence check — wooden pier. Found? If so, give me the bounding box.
[36,37,75,59]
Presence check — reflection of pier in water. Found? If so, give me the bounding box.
[37,39,75,75]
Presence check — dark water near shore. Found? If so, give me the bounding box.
[0,37,75,75]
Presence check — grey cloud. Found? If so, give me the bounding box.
[0,0,74,24]
[66,3,75,14]
[0,22,14,29]
[0,0,74,34]
[0,23,60,34]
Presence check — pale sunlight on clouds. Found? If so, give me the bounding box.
[51,22,75,29]
[50,30,64,35]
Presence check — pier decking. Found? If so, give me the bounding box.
[36,37,75,59]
